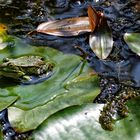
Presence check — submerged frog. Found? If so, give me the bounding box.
[0,55,54,82]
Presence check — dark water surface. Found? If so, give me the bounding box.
[0,0,140,84]
[0,0,140,139]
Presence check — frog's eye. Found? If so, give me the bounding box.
[3,58,9,62]
[40,57,45,61]
[7,62,15,67]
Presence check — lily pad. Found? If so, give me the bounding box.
[0,88,18,110]
[0,37,100,132]
[32,98,140,140]
[124,33,140,56]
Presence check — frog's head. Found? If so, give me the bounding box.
[0,58,25,80]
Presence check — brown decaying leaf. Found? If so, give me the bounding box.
[36,6,99,36]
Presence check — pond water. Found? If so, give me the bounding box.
[0,0,140,139]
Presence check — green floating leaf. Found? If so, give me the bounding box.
[32,98,140,140]
[124,33,140,56]
[0,36,100,132]
[0,88,18,110]
[8,74,99,132]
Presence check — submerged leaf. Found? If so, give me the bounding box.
[124,33,140,56]
[89,22,113,59]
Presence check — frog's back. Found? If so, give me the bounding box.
[9,56,45,67]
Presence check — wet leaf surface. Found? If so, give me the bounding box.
[89,19,113,59]
[124,33,140,56]
[0,37,100,132]
[32,98,140,140]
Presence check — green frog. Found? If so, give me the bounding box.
[0,55,54,82]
